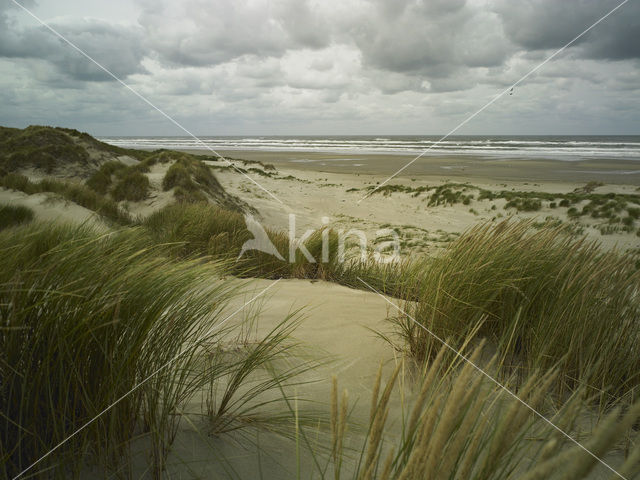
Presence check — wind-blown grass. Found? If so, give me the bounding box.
[0,203,34,230]
[143,202,341,279]
[0,173,132,225]
[143,205,640,408]
[328,344,640,479]
[0,222,308,478]
[142,202,420,291]
[394,220,640,406]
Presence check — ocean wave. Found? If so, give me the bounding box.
[99,136,640,161]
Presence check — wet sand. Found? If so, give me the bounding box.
[185,149,640,186]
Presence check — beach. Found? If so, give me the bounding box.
[196,149,640,185]
[1,126,639,479]
[3,0,640,476]
[188,149,640,254]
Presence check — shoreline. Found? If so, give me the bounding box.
[172,148,640,185]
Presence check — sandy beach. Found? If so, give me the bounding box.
[3,0,640,476]
[2,127,639,479]
[188,149,640,185]
[191,150,640,254]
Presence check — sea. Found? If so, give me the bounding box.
[99,135,640,162]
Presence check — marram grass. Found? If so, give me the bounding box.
[0,203,34,230]
[327,343,640,480]
[395,220,640,407]
[0,222,308,479]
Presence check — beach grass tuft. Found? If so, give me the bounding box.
[328,343,640,480]
[0,173,132,225]
[0,203,34,230]
[394,220,640,406]
[0,222,306,478]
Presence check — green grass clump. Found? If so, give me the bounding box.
[142,202,417,285]
[144,202,420,296]
[0,172,35,193]
[85,169,112,194]
[622,216,635,227]
[161,157,245,210]
[162,161,193,191]
[86,160,151,201]
[0,203,34,230]
[0,173,132,225]
[111,170,150,201]
[173,185,208,203]
[0,223,305,478]
[143,202,337,279]
[504,197,542,212]
[627,206,640,219]
[428,184,473,206]
[0,125,89,173]
[397,220,640,405]
[327,345,640,480]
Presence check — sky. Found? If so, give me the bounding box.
[0,0,639,136]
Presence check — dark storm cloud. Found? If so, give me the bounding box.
[356,1,469,71]
[494,0,640,60]
[348,0,512,93]
[0,3,147,81]
[0,0,639,135]
[138,0,330,67]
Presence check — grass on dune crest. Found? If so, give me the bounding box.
[0,126,89,174]
[143,202,341,279]
[142,203,640,407]
[0,203,34,230]
[395,220,640,407]
[0,172,132,225]
[327,343,640,480]
[161,157,249,211]
[143,202,418,291]
[0,222,309,479]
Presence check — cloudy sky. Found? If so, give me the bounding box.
[1,0,639,136]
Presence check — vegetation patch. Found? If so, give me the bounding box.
[396,220,640,406]
[504,197,542,211]
[0,173,132,224]
[0,125,89,173]
[0,223,307,478]
[162,157,248,211]
[111,170,150,201]
[0,203,34,230]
